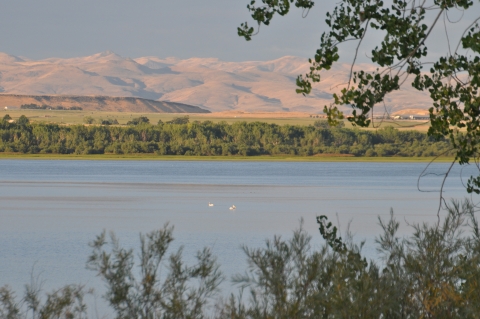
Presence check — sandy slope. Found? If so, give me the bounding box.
[0,51,432,114]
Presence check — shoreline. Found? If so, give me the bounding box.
[0,153,455,163]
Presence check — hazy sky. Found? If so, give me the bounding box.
[0,1,477,62]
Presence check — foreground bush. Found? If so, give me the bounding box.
[2,200,480,318]
[220,200,480,318]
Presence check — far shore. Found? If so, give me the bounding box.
[1,109,431,131]
[0,153,455,163]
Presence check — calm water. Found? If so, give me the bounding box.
[0,159,477,310]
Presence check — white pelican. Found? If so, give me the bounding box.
[229,205,236,210]
[208,202,214,207]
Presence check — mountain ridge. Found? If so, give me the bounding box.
[0,51,432,114]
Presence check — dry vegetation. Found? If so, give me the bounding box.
[1,109,431,131]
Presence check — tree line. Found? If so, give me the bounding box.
[0,114,453,157]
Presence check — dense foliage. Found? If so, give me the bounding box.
[2,200,480,318]
[239,0,480,191]
[0,115,453,157]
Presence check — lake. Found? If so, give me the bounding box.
[0,159,477,313]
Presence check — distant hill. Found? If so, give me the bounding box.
[0,51,433,114]
[0,94,209,113]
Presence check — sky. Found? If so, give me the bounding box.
[0,0,332,61]
[0,0,478,62]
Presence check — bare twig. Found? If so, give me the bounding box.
[437,159,456,222]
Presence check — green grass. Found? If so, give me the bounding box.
[0,153,454,162]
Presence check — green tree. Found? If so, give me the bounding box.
[239,0,480,192]
[127,116,150,125]
[16,115,29,126]
[167,116,190,125]
[83,116,95,125]
[99,118,119,125]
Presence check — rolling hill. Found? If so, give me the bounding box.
[0,51,432,114]
[0,94,209,113]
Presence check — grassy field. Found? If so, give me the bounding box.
[2,109,431,131]
[0,152,453,163]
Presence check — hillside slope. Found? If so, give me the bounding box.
[0,94,209,113]
[0,51,432,114]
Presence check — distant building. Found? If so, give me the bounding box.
[409,115,429,120]
[387,114,430,120]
